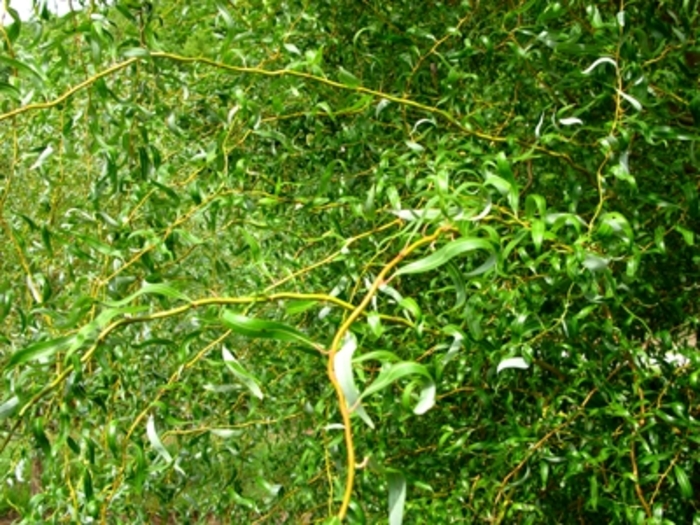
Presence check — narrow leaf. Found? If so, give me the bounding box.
[559,117,583,126]
[496,357,530,373]
[102,282,191,307]
[0,55,44,82]
[360,361,435,414]
[0,396,20,420]
[146,415,173,464]
[531,219,545,251]
[388,471,407,525]
[617,89,642,111]
[220,310,317,349]
[581,57,617,74]
[0,82,20,100]
[338,67,360,87]
[396,237,493,276]
[535,111,545,138]
[412,382,436,415]
[222,347,264,399]
[674,465,693,499]
[464,252,497,277]
[30,145,54,170]
[283,43,301,55]
[9,335,76,368]
[334,333,374,429]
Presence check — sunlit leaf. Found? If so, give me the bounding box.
[360,361,435,414]
[220,310,318,349]
[674,465,693,499]
[146,415,173,464]
[30,145,54,170]
[0,55,44,82]
[222,347,264,400]
[496,357,530,373]
[0,396,20,420]
[338,67,360,87]
[396,237,494,275]
[283,43,301,55]
[559,117,583,126]
[102,282,191,307]
[581,56,617,74]
[333,332,374,429]
[9,335,76,368]
[388,470,407,525]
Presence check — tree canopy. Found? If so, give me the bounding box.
[1,1,699,523]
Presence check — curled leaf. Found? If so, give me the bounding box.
[222,347,264,400]
[360,361,436,414]
[388,470,407,525]
[496,357,530,373]
[334,333,374,429]
[396,237,494,276]
[581,57,617,74]
[221,310,318,349]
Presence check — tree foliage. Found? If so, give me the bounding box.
[1,1,699,523]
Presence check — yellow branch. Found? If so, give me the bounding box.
[0,52,505,143]
[0,58,139,122]
[326,225,449,520]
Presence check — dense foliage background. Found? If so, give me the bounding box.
[1,0,699,523]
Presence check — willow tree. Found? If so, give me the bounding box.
[1,1,698,523]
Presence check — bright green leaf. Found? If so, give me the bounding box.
[220,310,318,349]
[396,237,494,275]
[222,347,264,400]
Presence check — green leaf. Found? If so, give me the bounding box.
[396,237,494,275]
[597,212,633,243]
[464,252,497,276]
[334,332,374,429]
[220,309,318,349]
[388,470,407,525]
[496,357,529,373]
[107,421,120,457]
[531,219,545,251]
[583,253,609,272]
[675,225,694,246]
[464,303,483,341]
[222,347,264,400]
[241,227,261,262]
[33,417,51,456]
[9,335,76,368]
[367,312,384,338]
[285,300,318,315]
[354,350,401,364]
[359,361,435,414]
[446,262,466,310]
[525,194,547,219]
[102,282,191,307]
[338,67,361,87]
[0,55,44,82]
[495,152,516,186]
[441,327,465,365]
[146,415,173,464]
[0,81,21,101]
[0,396,20,420]
[166,113,183,136]
[4,8,21,43]
[216,2,235,29]
[398,297,422,320]
[283,43,301,55]
[674,465,693,499]
[406,379,437,415]
[121,47,150,58]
